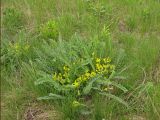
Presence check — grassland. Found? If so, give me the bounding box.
[1,0,160,120]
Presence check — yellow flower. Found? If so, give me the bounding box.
[83,76,88,81]
[52,72,57,80]
[103,58,107,63]
[96,63,100,68]
[63,65,70,71]
[109,86,114,90]
[107,57,111,62]
[104,87,108,91]
[72,81,80,88]
[58,73,62,79]
[72,100,80,107]
[90,71,96,77]
[102,64,107,69]
[96,63,103,71]
[53,72,65,83]
[76,76,82,82]
[63,73,66,77]
[96,58,101,63]
[85,72,90,78]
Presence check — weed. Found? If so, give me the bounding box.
[39,20,59,40]
[126,17,136,32]
[21,35,129,119]
[87,2,107,18]
[3,8,24,32]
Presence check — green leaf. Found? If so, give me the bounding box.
[83,78,98,95]
[34,78,51,85]
[99,92,129,107]
[80,109,92,115]
[116,48,126,65]
[37,96,53,100]
[111,81,128,93]
[37,93,65,100]
[96,78,110,85]
[138,82,154,96]
[83,80,94,95]
[35,77,62,92]
[49,93,65,99]
[109,70,116,79]
[114,76,127,80]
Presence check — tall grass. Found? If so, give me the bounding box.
[1,0,160,120]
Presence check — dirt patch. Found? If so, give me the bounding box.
[118,19,127,32]
[24,108,42,120]
[24,102,61,120]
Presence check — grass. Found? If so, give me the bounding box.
[1,0,160,120]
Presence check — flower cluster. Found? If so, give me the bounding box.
[72,71,96,88]
[9,42,30,55]
[72,57,115,89]
[52,65,70,84]
[52,56,115,94]
[95,57,115,74]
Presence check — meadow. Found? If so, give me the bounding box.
[1,0,160,120]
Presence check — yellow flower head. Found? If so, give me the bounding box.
[107,57,111,63]
[76,76,82,82]
[72,81,80,88]
[96,63,100,68]
[72,100,80,107]
[85,72,90,78]
[96,58,101,63]
[103,58,107,63]
[96,63,103,71]
[91,71,96,77]
[63,65,70,71]
[109,86,114,90]
[103,64,107,69]
[53,72,57,80]
[104,87,108,91]
[53,72,64,82]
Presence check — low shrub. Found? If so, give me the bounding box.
[1,32,33,73]
[23,34,128,118]
[39,20,59,40]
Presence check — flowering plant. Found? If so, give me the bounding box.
[39,20,58,40]
[32,35,128,114]
[51,55,115,96]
